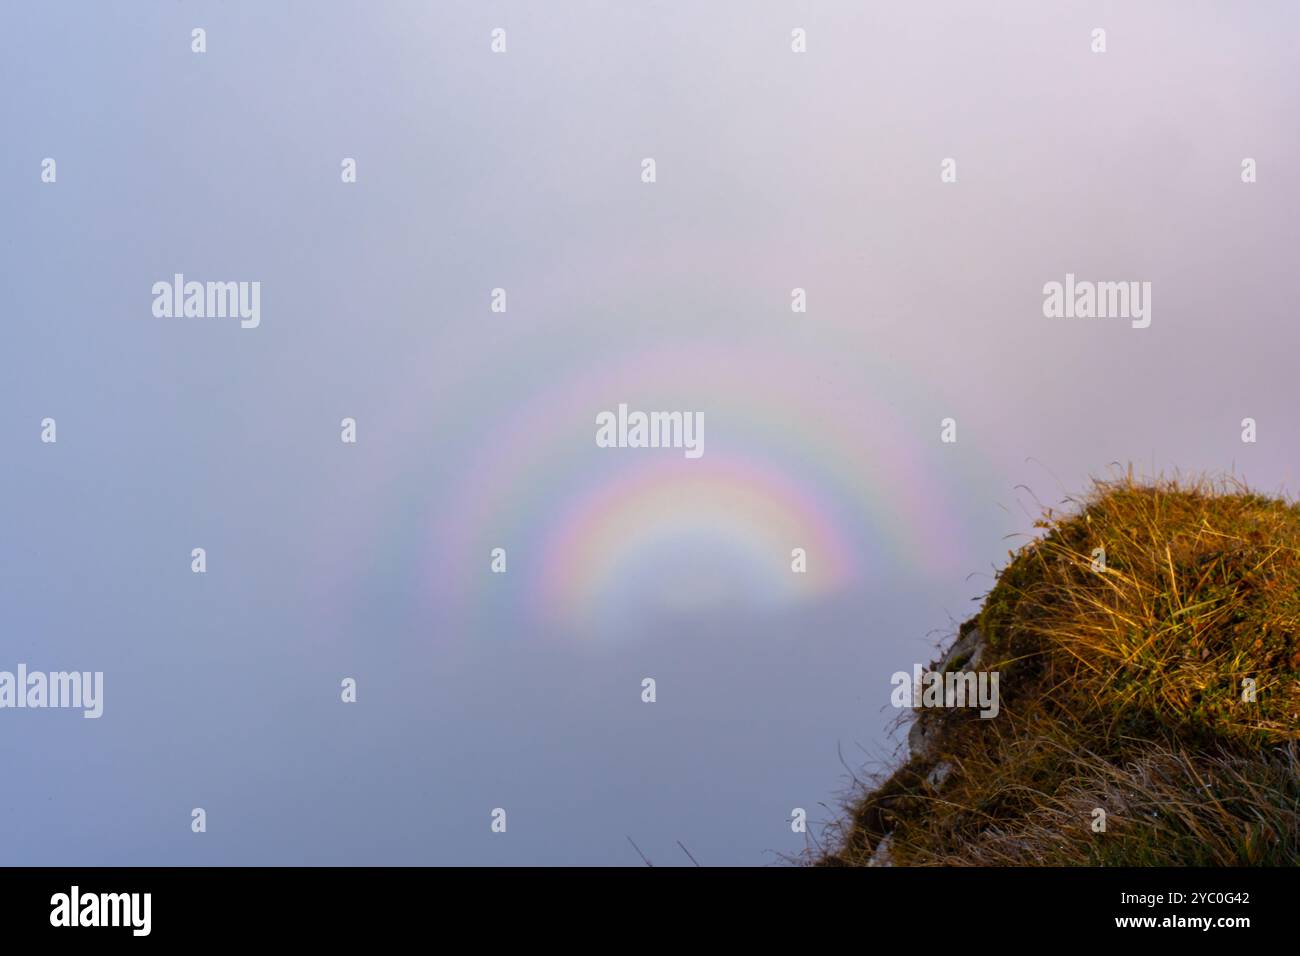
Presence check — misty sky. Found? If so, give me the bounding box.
[3,1,1299,865]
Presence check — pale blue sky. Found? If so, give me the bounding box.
[2,1,1298,864]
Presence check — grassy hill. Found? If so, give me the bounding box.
[817,476,1300,866]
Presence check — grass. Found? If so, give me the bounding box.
[813,474,1300,866]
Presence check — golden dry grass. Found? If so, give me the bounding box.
[815,475,1300,866]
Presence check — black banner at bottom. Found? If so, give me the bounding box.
[0,865,1280,942]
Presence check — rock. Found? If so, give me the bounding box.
[938,626,985,673]
[926,761,954,789]
[908,712,940,761]
[906,626,988,764]
[867,834,893,867]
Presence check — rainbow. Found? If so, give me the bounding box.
[412,336,972,634]
[535,452,855,627]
